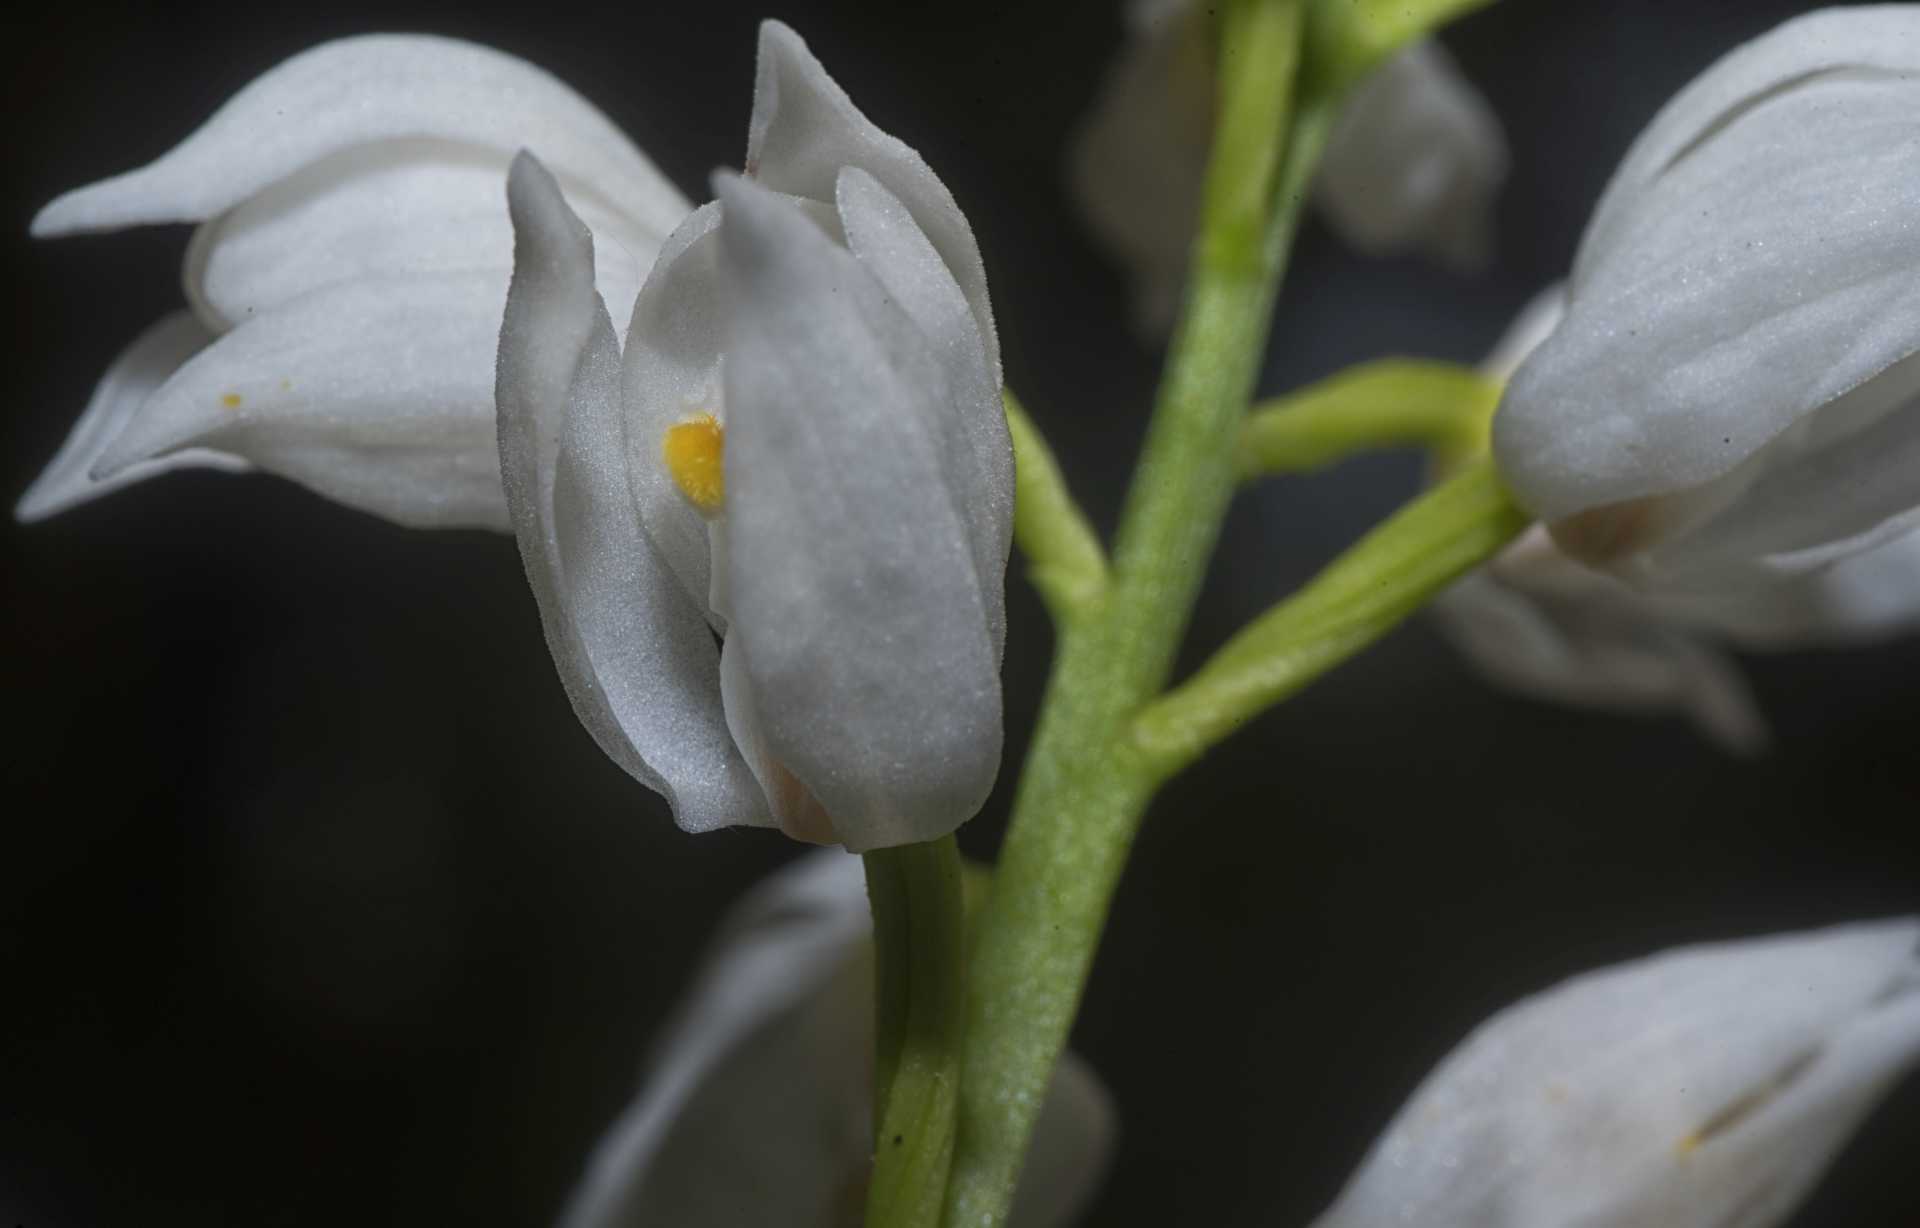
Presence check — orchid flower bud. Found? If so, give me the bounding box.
[22,36,686,527]
[1493,6,1920,595]
[1442,287,1920,751]
[557,852,1115,1228]
[497,23,1012,849]
[1070,0,1506,333]
[1314,919,1920,1228]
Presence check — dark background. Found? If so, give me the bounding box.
[6,1,1917,1223]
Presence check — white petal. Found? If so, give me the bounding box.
[1496,33,1920,526]
[1065,0,1212,335]
[1702,526,1920,646]
[718,633,838,844]
[16,312,249,522]
[498,154,768,833]
[1578,7,1920,277]
[714,173,1003,851]
[837,166,1013,662]
[1479,284,1566,384]
[556,850,875,1228]
[1433,554,1766,754]
[558,850,1117,1228]
[746,20,1000,385]
[88,273,509,529]
[1315,918,1920,1228]
[1596,351,1920,593]
[619,202,728,615]
[185,143,652,337]
[32,34,687,240]
[1316,42,1508,270]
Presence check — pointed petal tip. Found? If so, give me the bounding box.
[28,196,70,239]
[28,179,141,238]
[14,483,60,524]
[756,17,803,54]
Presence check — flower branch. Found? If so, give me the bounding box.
[1236,358,1501,478]
[1134,457,1529,775]
[1005,389,1109,624]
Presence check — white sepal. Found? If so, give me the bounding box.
[16,312,249,523]
[1315,41,1507,271]
[1314,919,1920,1228]
[28,34,688,526]
[32,34,686,241]
[748,20,1000,385]
[1068,0,1506,335]
[557,851,1117,1228]
[714,172,1003,851]
[183,147,651,338]
[1493,8,1920,592]
[497,154,768,834]
[90,272,513,530]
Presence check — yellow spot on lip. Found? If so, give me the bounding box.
[663,413,726,516]
[220,392,243,410]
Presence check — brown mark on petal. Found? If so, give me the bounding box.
[219,392,243,410]
[1550,497,1665,567]
[1675,1046,1821,1157]
[770,759,839,846]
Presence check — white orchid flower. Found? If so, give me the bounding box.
[1494,6,1920,596]
[557,851,1116,1228]
[1313,918,1920,1228]
[497,23,1012,849]
[1441,286,1920,750]
[1070,0,1506,333]
[21,35,687,527]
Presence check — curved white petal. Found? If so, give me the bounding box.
[837,166,1013,662]
[557,851,874,1228]
[1594,351,1920,594]
[1480,284,1566,385]
[747,20,1000,385]
[1496,19,1920,532]
[620,202,728,615]
[1433,555,1766,755]
[185,141,652,337]
[16,312,249,522]
[1065,0,1212,336]
[1316,42,1507,270]
[714,173,1002,851]
[89,273,509,529]
[498,154,768,833]
[1579,7,1920,277]
[558,850,1117,1228]
[1687,525,1920,647]
[1314,918,1920,1228]
[33,34,688,242]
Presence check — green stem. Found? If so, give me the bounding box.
[942,4,1318,1223]
[865,836,968,1228]
[1238,359,1501,478]
[1005,389,1109,624]
[1135,458,1529,775]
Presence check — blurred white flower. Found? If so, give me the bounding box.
[558,852,1115,1228]
[497,23,1012,849]
[1070,0,1506,333]
[1314,918,1920,1228]
[1494,6,1920,595]
[1440,286,1920,750]
[21,35,687,527]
